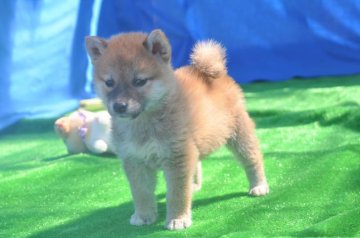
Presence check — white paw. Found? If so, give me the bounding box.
[166,217,192,230]
[249,183,269,196]
[130,212,157,226]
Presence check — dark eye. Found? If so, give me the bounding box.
[105,79,115,88]
[133,78,148,87]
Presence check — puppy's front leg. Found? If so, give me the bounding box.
[163,148,198,230]
[123,159,157,226]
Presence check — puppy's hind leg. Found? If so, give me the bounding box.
[227,113,269,196]
[192,161,202,192]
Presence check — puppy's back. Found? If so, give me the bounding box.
[175,41,246,156]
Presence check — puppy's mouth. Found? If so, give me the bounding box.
[112,111,141,119]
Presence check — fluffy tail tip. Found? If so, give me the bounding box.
[190,40,227,79]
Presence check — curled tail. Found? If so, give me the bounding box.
[190,40,227,80]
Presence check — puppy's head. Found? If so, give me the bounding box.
[85,29,174,119]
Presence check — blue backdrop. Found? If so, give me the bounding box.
[1,0,360,130]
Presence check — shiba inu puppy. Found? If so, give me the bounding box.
[85,29,269,230]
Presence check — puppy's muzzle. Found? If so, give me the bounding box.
[113,102,128,114]
[110,99,142,119]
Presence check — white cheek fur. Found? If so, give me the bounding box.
[144,80,168,110]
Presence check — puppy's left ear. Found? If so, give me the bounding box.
[85,36,108,63]
[143,29,171,64]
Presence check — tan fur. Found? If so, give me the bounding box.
[85,29,269,230]
[190,40,227,79]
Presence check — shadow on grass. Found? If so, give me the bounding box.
[42,154,72,162]
[250,101,360,131]
[29,201,155,238]
[193,192,247,208]
[42,152,117,162]
[243,75,360,93]
[30,192,248,238]
[0,118,56,136]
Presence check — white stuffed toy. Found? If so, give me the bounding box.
[54,109,114,154]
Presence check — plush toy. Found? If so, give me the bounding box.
[54,109,114,155]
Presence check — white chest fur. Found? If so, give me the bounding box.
[113,118,173,168]
[122,139,170,168]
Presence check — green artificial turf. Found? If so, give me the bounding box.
[1,75,360,237]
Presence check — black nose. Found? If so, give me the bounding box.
[113,102,128,114]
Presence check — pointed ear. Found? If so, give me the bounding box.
[143,29,171,63]
[85,36,108,62]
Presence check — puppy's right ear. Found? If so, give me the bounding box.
[85,36,108,62]
[143,29,171,64]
